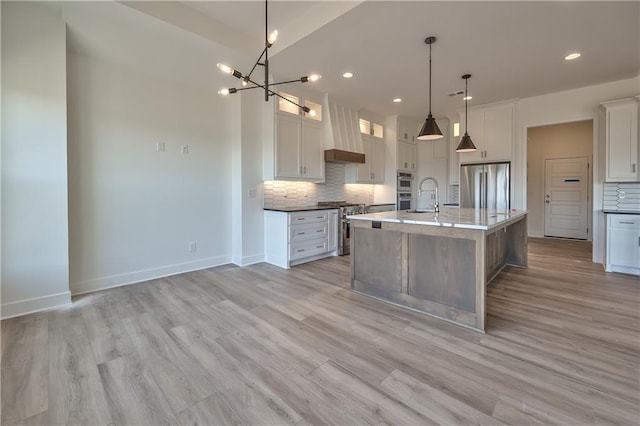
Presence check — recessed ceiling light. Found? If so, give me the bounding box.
[463,96,472,101]
[393,98,402,103]
[342,72,354,78]
[565,52,581,61]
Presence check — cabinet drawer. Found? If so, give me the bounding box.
[290,238,328,260]
[609,215,640,229]
[289,222,328,242]
[289,210,328,225]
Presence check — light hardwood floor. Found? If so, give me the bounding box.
[2,238,639,425]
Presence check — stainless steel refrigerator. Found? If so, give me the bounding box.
[460,162,510,211]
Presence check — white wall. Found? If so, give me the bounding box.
[67,53,234,294]
[1,2,71,318]
[527,120,593,238]
[513,76,640,263]
[231,89,265,266]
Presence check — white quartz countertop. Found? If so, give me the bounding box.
[347,207,527,230]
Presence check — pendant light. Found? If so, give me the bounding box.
[456,74,477,152]
[417,36,443,141]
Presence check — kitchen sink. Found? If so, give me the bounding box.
[405,209,437,214]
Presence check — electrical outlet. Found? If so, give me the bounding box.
[189,241,197,252]
[181,144,189,154]
[156,142,165,152]
[248,189,256,198]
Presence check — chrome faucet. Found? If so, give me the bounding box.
[418,177,439,213]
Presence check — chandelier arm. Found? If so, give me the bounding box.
[269,78,306,86]
[230,85,262,93]
[246,47,269,80]
[270,90,308,112]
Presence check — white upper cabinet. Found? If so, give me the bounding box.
[273,90,325,181]
[458,101,515,164]
[449,122,460,185]
[346,118,385,184]
[397,140,417,172]
[396,116,418,172]
[275,113,303,178]
[397,116,418,143]
[602,98,639,182]
[301,119,324,179]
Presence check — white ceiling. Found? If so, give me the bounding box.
[58,1,639,120]
[266,1,640,119]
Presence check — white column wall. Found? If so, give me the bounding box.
[1,2,71,318]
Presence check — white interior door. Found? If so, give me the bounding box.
[544,157,589,239]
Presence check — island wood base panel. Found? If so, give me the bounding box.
[350,215,527,331]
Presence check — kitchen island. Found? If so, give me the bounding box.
[348,208,527,332]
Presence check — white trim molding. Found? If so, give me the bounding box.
[232,253,265,267]
[1,291,72,320]
[71,255,232,296]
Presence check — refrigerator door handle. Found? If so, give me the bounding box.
[485,172,489,209]
[480,171,489,209]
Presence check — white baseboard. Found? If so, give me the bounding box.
[232,253,264,267]
[71,255,232,296]
[264,253,289,269]
[1,291,72,320]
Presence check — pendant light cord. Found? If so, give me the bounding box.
[428,43,432,114]
[464,77,468,133]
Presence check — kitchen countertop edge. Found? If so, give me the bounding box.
[347,208,527,231]
[264,206,339,212]
[603,210,640,215]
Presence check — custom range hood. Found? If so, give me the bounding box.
[323,95,365,164]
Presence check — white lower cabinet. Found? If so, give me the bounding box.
[606,214,640,276]
[328,210,339,251]
[265,209,339,269]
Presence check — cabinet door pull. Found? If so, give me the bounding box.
[298,232,305,235]
[633,164,637,173]
[316,245,323,249]
[619,221,635,225]
[297,248,305,252]
[316,229,323,233]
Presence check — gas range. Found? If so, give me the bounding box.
[317,201,366,256]
[317,201,366,216]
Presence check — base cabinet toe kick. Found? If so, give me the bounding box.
[349,210,528,332]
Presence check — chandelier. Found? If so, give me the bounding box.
[216,0,321,113]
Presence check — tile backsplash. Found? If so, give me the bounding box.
[603,182,640,212]
[264,163,375,208]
